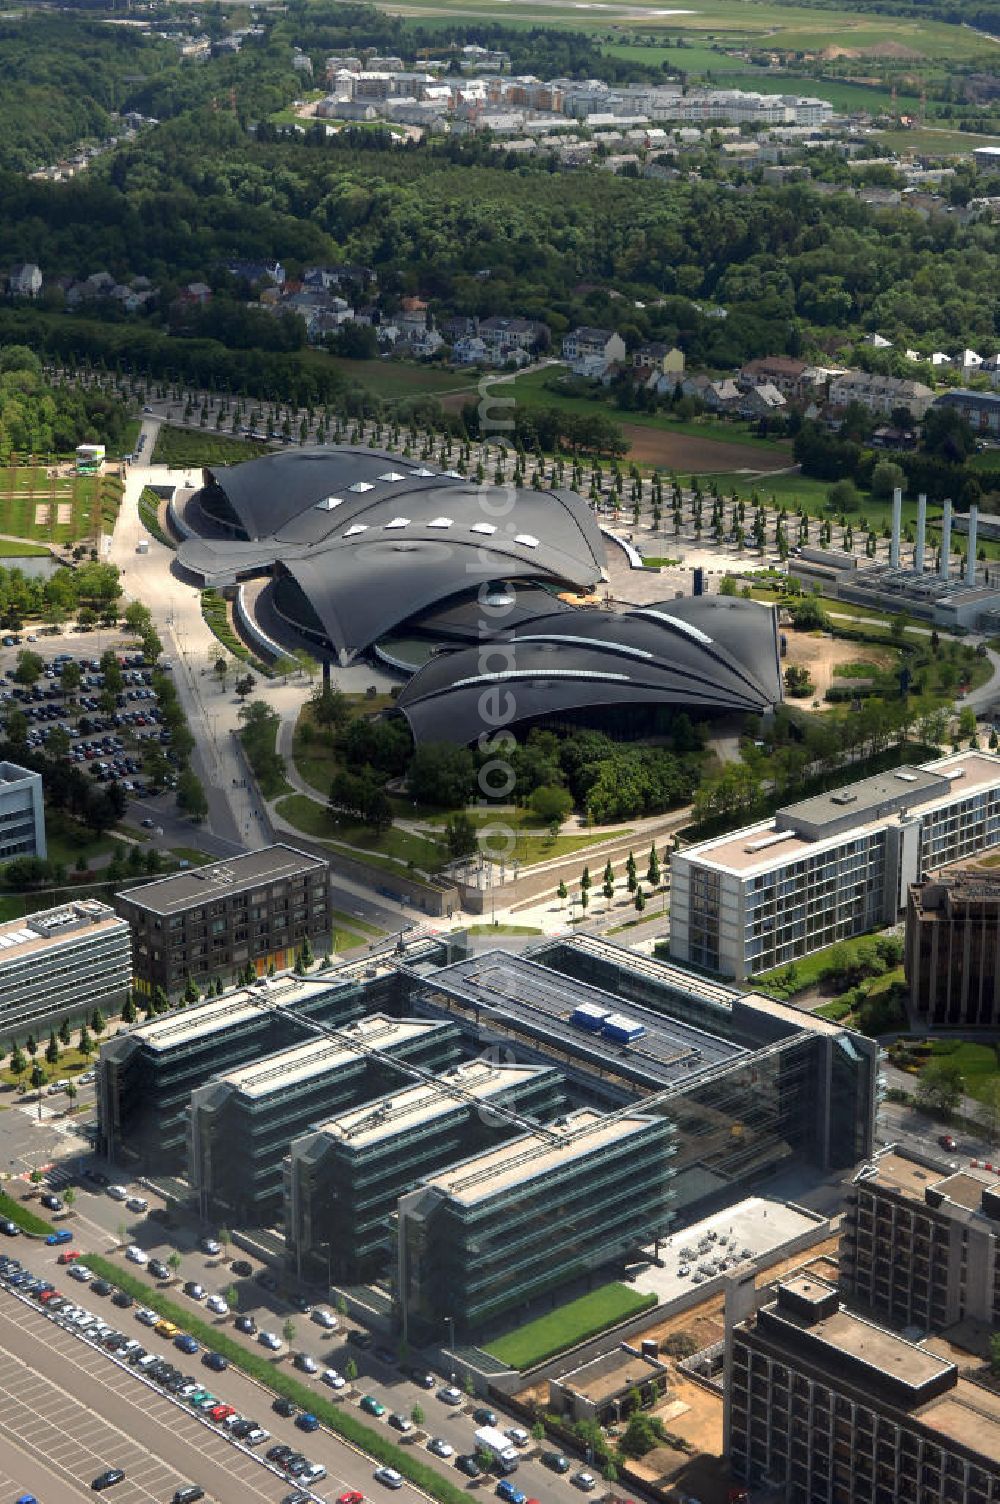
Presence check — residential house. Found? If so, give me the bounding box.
[633,342,684,378]
[225,259,285,288]
[737,356,808,398]
[453,335,490,365]
[182,281,212,305]
[827,370,935,420]
[704,378,742,412]
[981,354,1000,390]
[439,315,475,344]
[739,382,786,418]
[934,388,1000,438]
[8,263,42,299]
[562,326,626,374]
[680,373,714,402]
[478,315,547,361]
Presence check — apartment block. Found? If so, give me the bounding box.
[116,845,333,996]
[841,1148,1000,1332]
[97,972,366,1167]
[906,867,1000,1028]
[725,1273,1000,1503]
[189,1015,461,1223]
[396,1107,674,1341]
[284,1058,565,1283]
[670,751,1000,980]
[0,760,45,861]
[0,900,130,1035]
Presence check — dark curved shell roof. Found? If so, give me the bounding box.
[396,596,783,744]
[176,446,605,663]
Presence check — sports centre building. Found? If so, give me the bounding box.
[175,447,782,741]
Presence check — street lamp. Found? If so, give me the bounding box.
[445,1314,456,1362]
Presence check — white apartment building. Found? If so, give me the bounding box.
[0,760,45,862]
[670,752,1000,979]
[0,900,132,1034]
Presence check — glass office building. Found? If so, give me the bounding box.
[397,1107,674,1342]
[189,1015,461,1223]
[284,1059,565,1283]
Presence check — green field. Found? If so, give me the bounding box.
[150,427,271,468]
[324,356,477,402]
[483,1283,657,1370]
[926,1039,1000,1104]
[0,466,113,545]
[873,127,1000,155]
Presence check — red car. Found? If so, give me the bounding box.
[38,1289,60,1303]
[210,1405,236,1422]
[338,1493,364,1504]
[57,1250,81,1265]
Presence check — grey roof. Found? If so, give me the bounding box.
[116,844,325,916]
[775,764,952,841]
[176,446,605,664]
[396,596,782,745]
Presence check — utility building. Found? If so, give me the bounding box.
[284,1058,565,1283]
[189,1015,461,1223]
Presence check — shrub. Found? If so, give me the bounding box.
[0,1189,52,1236]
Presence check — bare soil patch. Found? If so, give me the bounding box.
[782,630,893,707]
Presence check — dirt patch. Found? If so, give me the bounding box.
[34,503,49,526]
[782,630,894,708]
[618,425,787,473]
[56,503,73,525]
[822,39,922,59]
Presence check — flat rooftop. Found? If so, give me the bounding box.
[776,764,949,836]
[423,1107,660,1206]
[317,1060,550,1147]
[766,1277,954,1390]
[681,751,1000,877]
[129,972,353,1053]
[0,900,125,964]
[419,950,747,1089]
[117,844,326,915]
[218,1015,445,1099]
[861,1150,1000,1213]
[922,1381,1000,1456]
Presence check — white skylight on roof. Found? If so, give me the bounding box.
[442,469,463,479]
[470,522,497,535]
[348,481,374,493]
[343,524,368,537]
[410,467,436,478]
[378,472,406,482]
[427,517,453,529]
[384,517,410,529]
[514,533,539,548]
[315,496,342,511]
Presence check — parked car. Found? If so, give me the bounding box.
[40,1194,63,1212]
[372,1469,402,1491]
[542,1453,570,1475]
[183,1281,205,1301]
[572,1472,597,1492]
[273,1397,297,1419]
[231,1260,253,1278]
[496,1483,526,1504]
[311,1308,337,1330]
[125,1246,148,1265]
[203,1351,227,1372]
[456,1457,481,1479]
[205,1294,228,1315]
[199,1237,222,1256]
[359,1395,385,1417]
[321,1368,345,1390]
[428,1438,453,1459]
[438,1386,462,1406]
[46,1229,74,1246]
[259,1331,282,1351]
[234,1315,257,1336]
[148,1259,169,1280]
[295,1413,320,1433]
[293,1353,318,1375]
[91,1471,126,1491]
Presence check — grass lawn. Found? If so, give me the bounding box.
[483,1283,657,1370]
[150,427,271,468]
[873,127,1000,155]
[44,810,120,871]
[275,793,445,871]
[0,1044,99,1087]
[324,356,477,402]
[753,930,885,995]
[0,539,52,557]
[421,806,632,866]
[0,466,111,545]
[508,369,789,456]
[926,1039,1000,1103]
[465,922,543,936]
[169,847,211,867]
[0,1190,52,1236]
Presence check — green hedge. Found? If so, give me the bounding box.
[138,488,176,550]
[0,1188,53,1236]
[84,1255,469,1504]
[200,590,272,678]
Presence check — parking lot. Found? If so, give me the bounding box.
[0,638,175,798]
[7,1165,597,1504]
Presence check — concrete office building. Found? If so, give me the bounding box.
[413,940,881,1218]
[0,761,45,861]
[285,1058,565,1283]
[397,1107,673,1340]
[840,1147,1000,1332]
[725,1273,1000,1503]
[98,973,367,1167]
[115,845,333,997]
[670,751,1000,979]
[0,900,130,1035]
[189,1015,462,1223]
[905,867,1000,1028]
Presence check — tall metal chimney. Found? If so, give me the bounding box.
[967,504,978,587]
[914,493,927,575]
[940,498,952,579]
[889,487,902,568]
